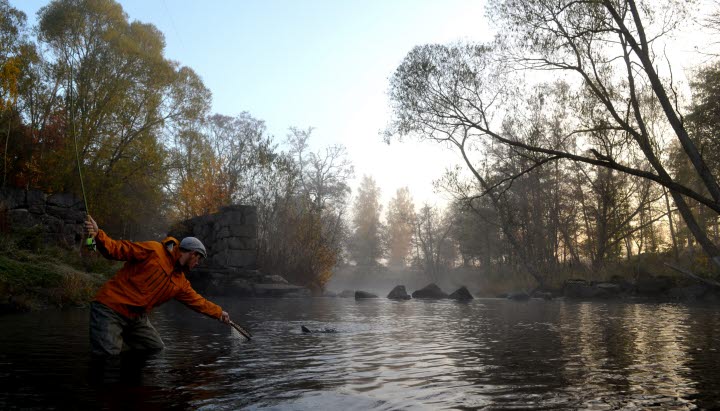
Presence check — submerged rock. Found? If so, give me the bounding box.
[387,285,411,300]
[355,290,378,299]
[411,283,448,299]
[262,274,289,284]
[301,325,337,333]
[449,286,474,300]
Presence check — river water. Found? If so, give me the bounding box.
[1,297,719,410]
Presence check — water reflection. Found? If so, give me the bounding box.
[555,302,700,409]
[1,298,720,409]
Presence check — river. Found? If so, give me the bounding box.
[1,297,719,410]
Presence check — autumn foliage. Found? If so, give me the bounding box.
[0,0,352,290]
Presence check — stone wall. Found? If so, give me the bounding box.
[0,187,85,246]
[168,205,309,297]
[0,189,308,297]
[168,205,258,269]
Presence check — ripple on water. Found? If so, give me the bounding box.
[1,298,720,409]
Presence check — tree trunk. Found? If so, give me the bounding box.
[663,187,680,261]
[669,189,720,270]
[3,113,10,188]
[605,0,720,205]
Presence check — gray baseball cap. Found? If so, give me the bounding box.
[179,237,207,258]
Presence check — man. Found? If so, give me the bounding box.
[84,215,231,356]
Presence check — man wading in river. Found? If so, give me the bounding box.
[84,215,231,356]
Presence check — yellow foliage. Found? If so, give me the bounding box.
[289,211,338,291]
[0,56,21,111]
[173,154,234,220]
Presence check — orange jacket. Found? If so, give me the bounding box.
[93,229,223,320]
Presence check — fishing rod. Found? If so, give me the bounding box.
[69,62,95,252]
[229,320,253,341]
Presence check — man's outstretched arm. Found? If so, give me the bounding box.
[84,215,153,261]
[175,280,230,323]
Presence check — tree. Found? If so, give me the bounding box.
[574,165,655,269]
[0,0,34,188]
[255,128,353,292]
[411,204,456,282]
[285,127,354,214]
[385,187,415,268]
[33,0,210,237]
[449,199,502,269]
[205,112,277,205]
[685,61,720,245]
[387,0,720,272]
[349,175,383,266]
[262,195,339,292]
[701,1,720,52]
[491,0,720,268]
[0,0,26,112]
[167,112,279,220]
[687,62,720,188]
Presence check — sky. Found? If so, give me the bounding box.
[14,0,494,208]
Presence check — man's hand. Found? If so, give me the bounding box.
[85,215,98,238]
[219,311,230,324]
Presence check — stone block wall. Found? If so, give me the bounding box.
[0,187,86,246]
[169,205,309,297]
[168,205,257,269]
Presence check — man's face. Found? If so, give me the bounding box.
[181,251,204,270]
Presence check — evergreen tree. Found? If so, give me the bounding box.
[349,175,383,266]
[385,187,415,268]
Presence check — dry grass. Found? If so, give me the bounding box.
[0,232,118,311]
[56,264,107,307]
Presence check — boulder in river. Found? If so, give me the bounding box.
[563,279,601,299]
[355,290,378,299]
[411,283,448,299]
[595,282,623,297]
[449,286,474,300]
[668,284,708,301]
[507,291,530,301]
[387,285,411,300]
[531,291,554,300]
[636,275,674,297]
[338,289,355,298]
[563,279,629,299]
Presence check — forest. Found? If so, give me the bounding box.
[1,0,719,294]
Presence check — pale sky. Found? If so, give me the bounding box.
[14,0,494,208]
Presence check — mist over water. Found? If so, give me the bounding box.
[326,267,480,298]
[326,269,428,297]
[2,298,720,410]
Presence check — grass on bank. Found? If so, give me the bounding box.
[0,227,119,312]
